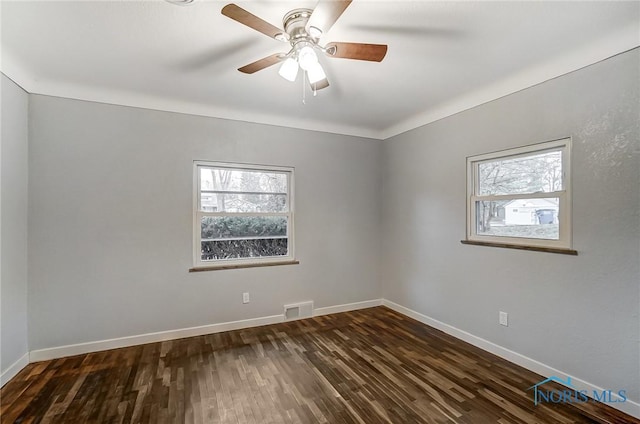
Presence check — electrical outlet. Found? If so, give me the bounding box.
[242,292,250,304]
[499,311,508,326]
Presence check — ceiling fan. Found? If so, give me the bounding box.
[221,0,388,91]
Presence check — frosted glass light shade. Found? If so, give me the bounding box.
[278,58,299,82]
[298,46,318,71]
[306,61,326,84]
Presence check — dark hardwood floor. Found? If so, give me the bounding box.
[1,307,637,423]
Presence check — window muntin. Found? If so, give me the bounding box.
[194,162,294,267]
[467,139,571,249]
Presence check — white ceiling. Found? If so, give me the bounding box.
[2,1,639,139]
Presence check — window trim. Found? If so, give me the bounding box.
[465,138,572,250]
[192,160,295,269]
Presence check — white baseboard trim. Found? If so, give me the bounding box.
[28,299,384,363]
[29,314,284,363]
[382,299,640,419]
[314,299,383,317]
[1,352,29,388]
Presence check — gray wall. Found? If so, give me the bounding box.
[9,47,640,407]
[27,96,382,350]
[1,74,29,374]
[381,49,640,402]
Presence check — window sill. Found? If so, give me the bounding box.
[189,260,300,272]
[461,240,577,255]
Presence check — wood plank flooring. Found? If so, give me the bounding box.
[1,307,637,423]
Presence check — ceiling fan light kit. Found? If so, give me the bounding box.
[306,62,327,84]
[278,58,299,82]
[297,45,318,71]
[221,1,388,96]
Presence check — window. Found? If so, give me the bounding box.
[193,161,294,269]
[466,138,572,251]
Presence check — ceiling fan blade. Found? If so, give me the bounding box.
[306,0,352,35]
[324,42,388,62]
[238,54,284,74]
[310,78,330,91]
[222,4,285,40]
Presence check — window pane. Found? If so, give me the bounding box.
[476,198,560,240]
[201,239,288,261]
[200,167,287,194]
[201,216,287,240]
[200,193,287,213]
[478,150,562,195]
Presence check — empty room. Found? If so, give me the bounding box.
[1,0,639,423]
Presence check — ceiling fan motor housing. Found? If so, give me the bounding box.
[283,8,316,45]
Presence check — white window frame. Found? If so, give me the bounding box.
[466,138,572,250]
[193,160,295,268]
